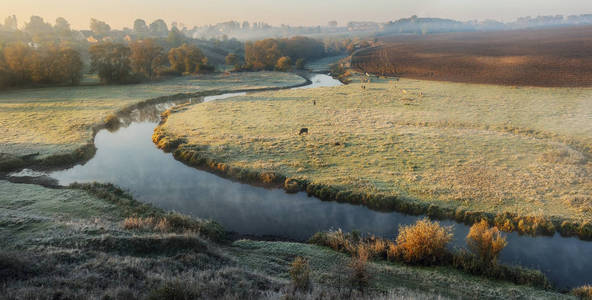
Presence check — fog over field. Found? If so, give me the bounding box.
[5,0,592,29]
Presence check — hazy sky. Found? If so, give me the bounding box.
[4,0,592,29]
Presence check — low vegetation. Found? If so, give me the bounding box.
[309,219,551,289]
[154,74,592,238]
[467,219,508,265]
[572,285,592,299]
[0,180,569,299]
[0,71,306,171]
[289,256,311,290]
[395,218,453,265]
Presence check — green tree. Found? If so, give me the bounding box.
[24,16,53,35]
[130,39,164,79]
[133,19,148,34]
[168,44,210,74]
[89,42,131,83]
[24,16,54,43]
[275,56,292,71]
[225,53,241,70]
[167,27,185,47]
[54,17,72,39]
[294,58,305,69]
[90,18,111,37]
[4,15,17,31]
[149,19,169,37]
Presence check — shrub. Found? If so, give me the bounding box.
[572,285,592,299]
[395,218,453,265]
[466,219,507,265]
[348,244,370,290]
[289,257,311,290]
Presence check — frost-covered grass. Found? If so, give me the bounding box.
[0,72,306,167]
[0,180,571,299]
[157,75,592,223]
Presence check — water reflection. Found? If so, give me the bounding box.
[47,74,592,289]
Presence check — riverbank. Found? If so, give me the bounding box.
[0,72,308,172]
[0,180,572,298]
[153,74,592,239]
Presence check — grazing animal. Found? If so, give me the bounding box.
[313,100,316,105]
[299,128,309,135]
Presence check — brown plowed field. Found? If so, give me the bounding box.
[352,26,592,87]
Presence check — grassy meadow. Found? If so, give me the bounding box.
[0,180,572,299]
[0,72,306,171]
[155,75,592,234]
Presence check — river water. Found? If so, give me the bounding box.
[10,73,591,289]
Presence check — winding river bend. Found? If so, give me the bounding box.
[10,73,592,289]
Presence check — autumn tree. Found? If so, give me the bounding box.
[130,39,165,80]
[244,39,282,70]
[0,51,10,88]
[56,48,83,84]
[168,44,211,74]
[275,56,292,71]
[89,42,132,83]
[3,43,31,84]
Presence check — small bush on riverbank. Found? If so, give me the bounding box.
[348,245,370,290]
[309,218,551,289]
[572,285,592,299]
[290,257,311,291]
[395,218,453,265]
[467,220,507,265]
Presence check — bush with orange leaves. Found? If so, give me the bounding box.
[348,244,370,290]
[395,218,453,265]
[466,219,507,265]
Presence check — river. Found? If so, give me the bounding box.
[9,73,592,289]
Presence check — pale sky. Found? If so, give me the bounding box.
[3,0,592,29]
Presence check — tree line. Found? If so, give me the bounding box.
[0,43,83,88]
[241,37,325,71]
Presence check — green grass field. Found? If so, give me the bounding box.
[156,75,592,229]
[0,180,571,299]
[0,72,306,170]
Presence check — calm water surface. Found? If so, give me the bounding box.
[29,74,592,289]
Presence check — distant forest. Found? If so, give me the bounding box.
[0,15,370,89]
